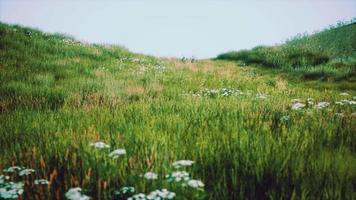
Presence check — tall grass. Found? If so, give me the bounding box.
[0,22,355,199]
[216,21,356,82]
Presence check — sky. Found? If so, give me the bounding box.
[0,0,355,58]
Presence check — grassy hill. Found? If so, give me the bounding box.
[217,21,356,82]
[0,22,355,199]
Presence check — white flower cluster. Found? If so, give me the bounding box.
[1,166,50,199]
[34,179,49,185]
[172,160,194,168]
[128,189,175,200]
[3,166,35,177]
[166,171,190,182]
[0,175,24,199]
[90,141,110,149]
[185,88,247,98]
[335,99,356,105]
[108,149,127,158]
[114,186,135,195]
[291,98,330,110]
[65,187,90,200]
[142,172,158,180]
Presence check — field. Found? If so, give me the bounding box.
[0,22,355,199]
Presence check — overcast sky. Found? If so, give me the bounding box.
[0,0,355,58]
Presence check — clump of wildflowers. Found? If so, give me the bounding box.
[108,149,126,158]
[172,160,194,168]
[90,141,110,149]
[142,172,158,180]
[65,187,90,200]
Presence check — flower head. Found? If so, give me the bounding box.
[291,102,305,110]
[316,102,329,109]
[187,179,205,188]
[166,171,190,182]
[18,169,35,176]
[90,141,110,149]
[65,187,90,200]
[172,160,194,168]
[114,186,135,195]
[142,172,158,180]
[108,149,126,158]
[34,179,49,185]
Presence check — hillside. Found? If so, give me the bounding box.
[217,21,356,82]
[0,22,355,200]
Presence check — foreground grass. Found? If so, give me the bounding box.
[0,23,356,199]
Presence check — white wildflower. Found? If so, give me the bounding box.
[65,187,90,200]
[291,102,305,110]
[349,100,356,105]
[316,102,329,109]
[142,172,158,180]
[18,169,35,176]
[0,175,9,184]
[34,179,49,185]
[166,171,190,182]
[114,186,135,195]
[3,166,22,173]
[0,182,24,199]
[90,141,110,149]
[340,92,349,96]
[128,193,146,200]
[108,149,126,158]
[187,179,205,188]
[172,160,194,168]
[147,189,175,200]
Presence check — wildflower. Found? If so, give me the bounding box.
[0,182,24,199]
[166,171,190,182]
[3,166,22,173]
[316,102,329,109]
[142,172,158,180]
[349,100,356,105]
[90,141,110,149]
[34,179,49,185]
[340,92,349,96]
[0,175,9,184]
[127,193,146,200]
[18,169,35,176]
[147,189,175,200]
[187,179,205,188]
[65,187,90,200]
[306,98,314,105]
[337,100,356,105]
[172,160,194,168]
[108,149,126,158]
[291,102,305,110]
[114,186,135,195]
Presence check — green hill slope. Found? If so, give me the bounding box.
[217,21,356,81]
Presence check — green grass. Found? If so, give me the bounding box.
[0,22,355,200]
[216,20,356,82]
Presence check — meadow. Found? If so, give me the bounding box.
[0,22,355,199]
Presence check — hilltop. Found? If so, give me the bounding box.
[217,21,356,82]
